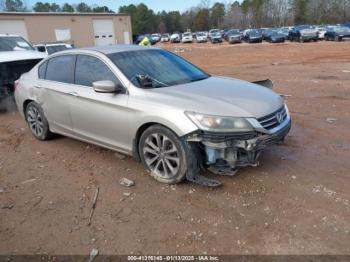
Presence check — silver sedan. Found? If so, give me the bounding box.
[14,45,291,186]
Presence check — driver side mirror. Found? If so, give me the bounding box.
[92,80,124,93]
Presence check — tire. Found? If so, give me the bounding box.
[139,125,187,184]
[25,101,53,140]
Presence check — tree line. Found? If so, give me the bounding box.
[1,0,350,34]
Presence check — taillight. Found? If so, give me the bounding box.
[14,80,19,92]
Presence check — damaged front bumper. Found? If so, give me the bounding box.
[185,113,291,181]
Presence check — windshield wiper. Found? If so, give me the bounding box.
[134,74,169,88]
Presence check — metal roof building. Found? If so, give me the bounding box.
[0,12,132,47]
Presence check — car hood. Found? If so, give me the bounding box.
[0,50,46,63]
[145,76,284,118]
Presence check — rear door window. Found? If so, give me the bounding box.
[38,61,47,79]
[74,55,119,87]
[45,55,76,84]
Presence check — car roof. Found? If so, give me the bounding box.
[34,42,71,46]
[58,44,160,55]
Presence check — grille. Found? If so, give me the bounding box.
[258,106,287,130]
[199,131,257,143]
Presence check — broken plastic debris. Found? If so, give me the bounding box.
[120,178,135,187]
[326,117,337,123]
[89,248,99,262]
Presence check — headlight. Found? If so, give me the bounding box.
[185,112,254,132]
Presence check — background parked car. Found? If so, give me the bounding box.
[278,27,291,40]
[264,29,286,43]
[34,42,73,55]
[195,32,207,43]
[181,32,193,43]
[316,26,327,40]
[289,25,318,42]
[343,22,350,28]
[160,33,170,42]
[325,26,350,41]
[0,34,45,109]
[208,29,222,43]
[261,28,271,40]
[225,29,242,44]
[170,33,181,43]
[243,29,263,43]
[151,33,161,43]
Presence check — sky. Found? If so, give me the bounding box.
[26,0,240,13]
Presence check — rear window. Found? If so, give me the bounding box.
[45,55,75,84]
[46,45,71,55]
[38,61,47,79]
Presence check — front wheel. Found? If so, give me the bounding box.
[139,125,187,184]
[25,101,53,140]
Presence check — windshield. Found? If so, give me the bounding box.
[0,36,34,51]
[46,45,71,55]
[249,30,262,36]
[183,33,191,37]
[269,30,279,35]
[228,30,240,35]
[197,33,205,36]
[108,49,209,88]
[298,25,314,30]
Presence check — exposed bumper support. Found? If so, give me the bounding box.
[184,119,291,186]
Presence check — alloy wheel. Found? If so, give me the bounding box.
[143,133,180,178]
[27,105,44,137]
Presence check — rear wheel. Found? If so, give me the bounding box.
[139,125,187,184]
[25,101,52,140]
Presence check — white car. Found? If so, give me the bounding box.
[181,32,193,43]
[160,34,170,42]
[196,32,208,43]
[0,34,46,110]
[170,33,181,43]
[316,27,327,40]
[34,43,73,55]
[151,33,161,42]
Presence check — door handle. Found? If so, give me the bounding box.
[34,84,42,89]
[68,91,79,97]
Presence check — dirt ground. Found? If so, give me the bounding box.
[1,41,350,256]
